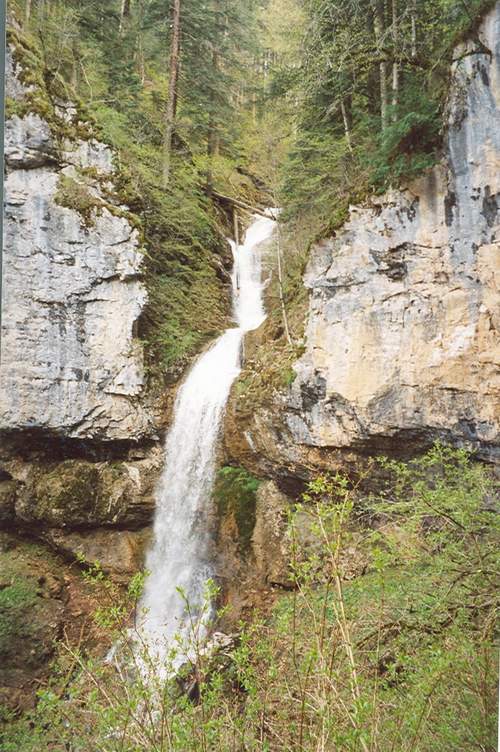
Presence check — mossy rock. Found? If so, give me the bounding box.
[215,466,260,556]
[32,461,102,526]
[54,174,103,227]
[0,481,17,524]
[23,460,140,528]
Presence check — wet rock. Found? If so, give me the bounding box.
[175,632,238,702]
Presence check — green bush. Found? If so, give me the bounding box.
[0,579,38,658]
[2,446,497,751]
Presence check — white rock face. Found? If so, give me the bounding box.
[0,51,154,441]
[289,5,500,461]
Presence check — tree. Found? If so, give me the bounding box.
[391,0,399,121]
[370,0,388,130]
[163,0,181,186]
[119,0,131,34]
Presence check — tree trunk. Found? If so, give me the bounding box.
[411,0,417,58]
[137,0,146,84]
[25,0,32,23]
[340,99,353,153]
[207,1,222,192]
[206,120,216,196]
[163,0,181,187]
[71,39,79,90]
[391,0,399,121]
[371,0,388,131]
[209,46,221,159]
[119,0,131,35]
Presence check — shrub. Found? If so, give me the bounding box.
[2,446,497,751]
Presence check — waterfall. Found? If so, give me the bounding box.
[137,212,276,676]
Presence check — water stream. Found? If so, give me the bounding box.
[137,212,276,675]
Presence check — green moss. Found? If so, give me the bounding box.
[34,461,101,525]
[215,466,261,555]
[7,25,95,145]
[54,174,102,226]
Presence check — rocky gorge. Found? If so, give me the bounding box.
[1,1,499,716]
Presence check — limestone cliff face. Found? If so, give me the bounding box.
[226,4,500,479]
[1,49,155,442]
[0,43,162,575]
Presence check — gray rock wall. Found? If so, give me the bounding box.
[0,50,155,442]
[287,4,500,462]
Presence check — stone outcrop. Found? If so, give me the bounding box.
[0,49,155,443]
[44,527,151,576]
[251,481,292,588]
[0,42,163,579]
[1,449,162,529]
[226,4,500,478]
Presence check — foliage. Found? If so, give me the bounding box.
[2,446,497,750]
[0,578,38,658]
[274,0,496,234]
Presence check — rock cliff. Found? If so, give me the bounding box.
[225,3,500,483]
[0,39,162,577]
[1,48,155,442]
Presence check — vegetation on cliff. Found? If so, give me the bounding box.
[1,447,497,751]
[275,0,497,236]
[7,0,274,374]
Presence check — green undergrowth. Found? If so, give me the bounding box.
[0,575,38,662]
[2,446,497,751]
[0,537,68,676]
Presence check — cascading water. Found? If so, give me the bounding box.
[137,212,276,676]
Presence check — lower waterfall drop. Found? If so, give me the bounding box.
[138,212,276,676]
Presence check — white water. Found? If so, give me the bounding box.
[137,213,276,675]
